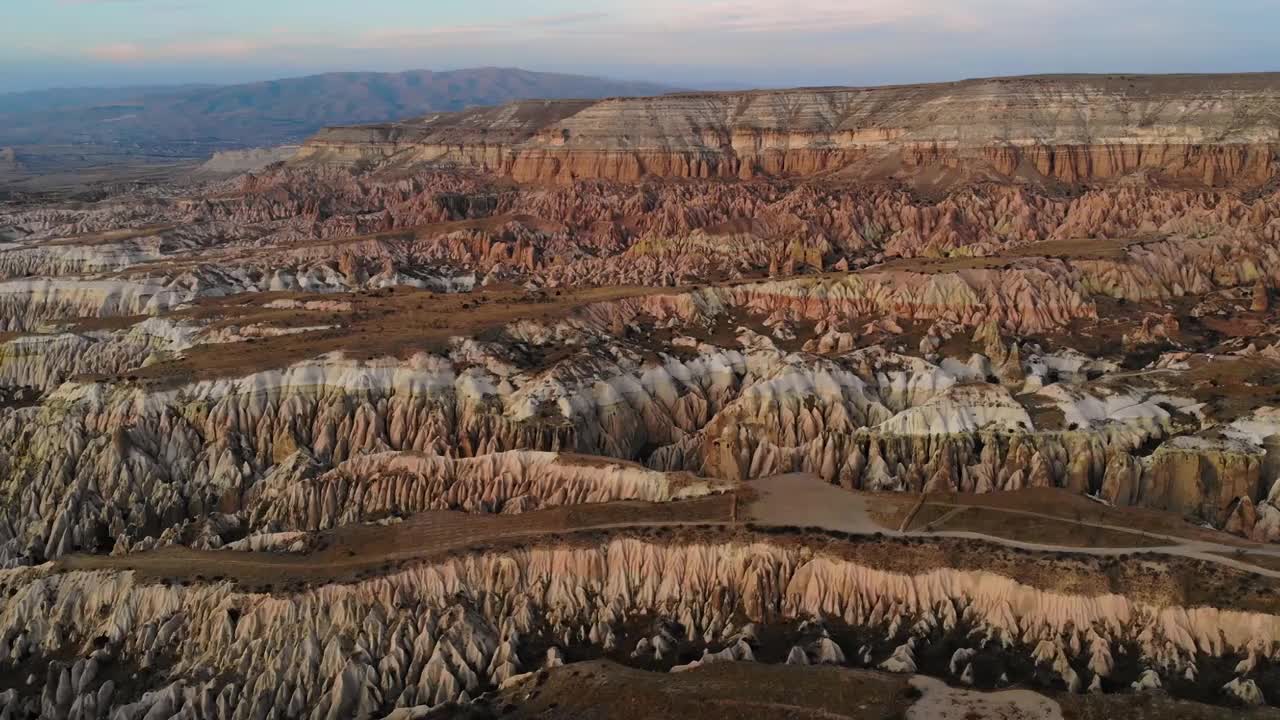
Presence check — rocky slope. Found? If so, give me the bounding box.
[0,68,675,158]
[193,146,299,177]
[1,531,1278,718]
[3,74,1280,716]
[299,74,1280,187]
[3,284,1280,569]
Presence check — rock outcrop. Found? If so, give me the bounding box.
[5,72,1280,717]
[298,75,1280,187]
[248,450,724,531]
[0,532,1277,718]
[194,146,300,177]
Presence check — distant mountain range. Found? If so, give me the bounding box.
[0,68,674,155]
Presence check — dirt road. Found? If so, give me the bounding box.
[55,473,1280,584]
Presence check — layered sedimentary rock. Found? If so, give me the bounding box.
[9,174,1280,294]
[6,72,1280,717]
[194,145,300,177]
[0,225,1277,566]
[248,450,724,531]
[0,319,191,390]
[0,279,189,332]
[299,74,1280,187]
[0,296,1268,569]
[0,532,1277,718]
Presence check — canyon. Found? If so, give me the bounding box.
[2,73,1280,718]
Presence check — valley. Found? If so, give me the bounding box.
[2,73,1280,718]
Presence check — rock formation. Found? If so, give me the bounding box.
[298,75,1280,187]
[3,72,1280,716]
[1,531,1278,718]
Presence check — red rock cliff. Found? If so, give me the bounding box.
[296,74,1280,187]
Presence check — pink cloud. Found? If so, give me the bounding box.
[78,2,1022,64]
[88,37,264,61]
[89,43,146,61]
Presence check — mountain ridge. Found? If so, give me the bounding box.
[298,72,1280,188]
[0,67,676,155]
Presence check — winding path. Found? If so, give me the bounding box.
[54,473,1280,583]
[748,473,1280,579]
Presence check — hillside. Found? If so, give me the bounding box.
[300,73,1280,188]
[5,69,1280,717]
[0,67,674,154]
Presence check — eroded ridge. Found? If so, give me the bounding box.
[303,74,1280,186]
[2,529,1279,719]
[5,73,1280,717]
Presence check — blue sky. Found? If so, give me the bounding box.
[3,0,1279,92]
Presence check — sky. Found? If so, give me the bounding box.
[2,0,1279,93]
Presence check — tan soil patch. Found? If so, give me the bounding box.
[920,488,1257,547]
[115,283,667,387]
[930,506,1168,548]
[1209,550,1280,573]
[492,658,913,720]
[43,224,179,247]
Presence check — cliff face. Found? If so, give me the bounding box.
[297,75,1280,187]
[5,159,1280,561]
[5,293,1280,569]
[1,532,1277,719]
[7,74,1280,718]
[194,146,299,177]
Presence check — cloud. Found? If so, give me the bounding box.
[82,1,965,63]
[89,38,265,61]
[84,8,619,61]
[74,0,1276,82]
[88,43,146,61]
[635,0,943,33]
